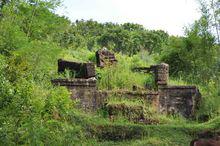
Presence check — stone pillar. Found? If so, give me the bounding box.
[155,63,169,86]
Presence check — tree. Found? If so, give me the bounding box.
[0,0,10,10]
[198,0,220,44]
[211,0,220,44]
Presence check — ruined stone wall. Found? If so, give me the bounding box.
[70,89,107,111]
[53,59,201,119]
[52,78,159,111]
[133,63,201,118]
[52,78,107,111]
[52,78,201,118]
[158,86,201,118]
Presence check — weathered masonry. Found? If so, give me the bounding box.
[52,56,201,118]
[133,63,201,118]
[52,60,104,111]
[158,86,201,118]
[52,78,106,111]
[58,59,95,78]
[96,48,117,67]
[133,63,169,87]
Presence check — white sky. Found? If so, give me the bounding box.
[56,0,201,36]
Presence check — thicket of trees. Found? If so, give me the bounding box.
[1,0,219,84]
[161,0,220,84]
[0,0,219,145]
[59,20,169,56]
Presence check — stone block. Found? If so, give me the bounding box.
[154,63,169,86]
[58,59,95,78]
[158,85,201,118]
[96,48,117,67]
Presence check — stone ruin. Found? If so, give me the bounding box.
[133,63,201,118]
[96,48,117,67]
[133,63,169,87]
[52,57,201,119]
[58,59,95,78]
[159,85,201,118]
[52,78,107,111]
[52,59,105,111]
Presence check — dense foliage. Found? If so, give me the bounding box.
[59,20,169,56]
[0,0,219,145]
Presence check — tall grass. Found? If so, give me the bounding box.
[197,80,220,118]
[97,53,155,90]
[61,48,96,63]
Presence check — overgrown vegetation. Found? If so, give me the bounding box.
[96,53,155,90]
[0,0,219,145]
